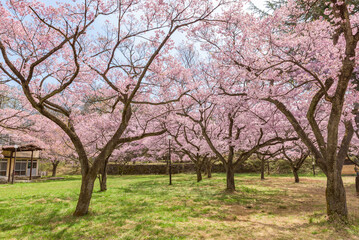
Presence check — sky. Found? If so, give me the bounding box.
[250,0,267,11]
[1,0,267,11]
[0,0,269,86]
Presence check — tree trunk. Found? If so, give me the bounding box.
[325,172,348,222]
[99,159,108,192]
[196,165,202,182]
[73,172,97,216]
[293,168,299,183]
[207,162,212,178]
[355,176,359,196]
[99,173,107,192]
[260,158,265,180]
[52,162,59,177]
[226,164,235,192]
[267,162,270,175]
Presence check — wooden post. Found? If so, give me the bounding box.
[8,151,13,183]
[355,166,359,196]
[11,149,17,184]
[29,150,34,180]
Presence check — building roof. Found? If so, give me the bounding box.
[2,144,42,152]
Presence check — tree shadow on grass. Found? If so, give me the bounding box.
[0,195,151,239]
[122,178,333,222]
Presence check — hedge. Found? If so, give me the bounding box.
[107,162,256,175]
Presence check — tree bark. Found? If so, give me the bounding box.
[207,161,212,178]
[99,159,108,192]
[325,171,348,222]
[226,164,235,192]
[73,173,97,216]
[52,161,59,177]
[196,165,202,182]
[293,168,299,183]
[260,158,265,180]
[355,176,359,196]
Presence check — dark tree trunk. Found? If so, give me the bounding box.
[99,173,107,192]
[99,159,108,192]
[52,161,59,177]
[325,171,348,222]
[196,165,202,182]
[293,168,299,183]
[355,176,359,196]
[73,172,97,216]
[260,158,265,180]
[226,164,235,192]
[207,161,212,178]
[267,162,270,175]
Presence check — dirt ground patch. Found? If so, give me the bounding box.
[197,176,359,240]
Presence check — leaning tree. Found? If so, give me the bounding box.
[0,0,227,216]
[196,0,359,222]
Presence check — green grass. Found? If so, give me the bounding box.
[0,173,358,239]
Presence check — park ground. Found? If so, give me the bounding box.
[0,174,358,240]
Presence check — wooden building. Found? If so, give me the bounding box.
[0,144,42,182]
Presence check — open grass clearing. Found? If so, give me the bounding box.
[0,173,358,239]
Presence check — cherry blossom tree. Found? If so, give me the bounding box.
[195,0,359,222]
[256,145,282,180]
[32,123,76,177]
[167,118,211,182]
[281,141,310,183]
[257,1,359,222]
[0,85,35,133]
[174,61,297,191]
[0,0,226,216]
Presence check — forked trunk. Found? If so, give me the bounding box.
[73,172,97,216]
[226,164,235,192]
[52,162,59,177]
[99,172,107,192]
[99,159,108,192]
[326,171,348,222]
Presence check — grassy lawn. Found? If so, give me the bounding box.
[0,173,358,240]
